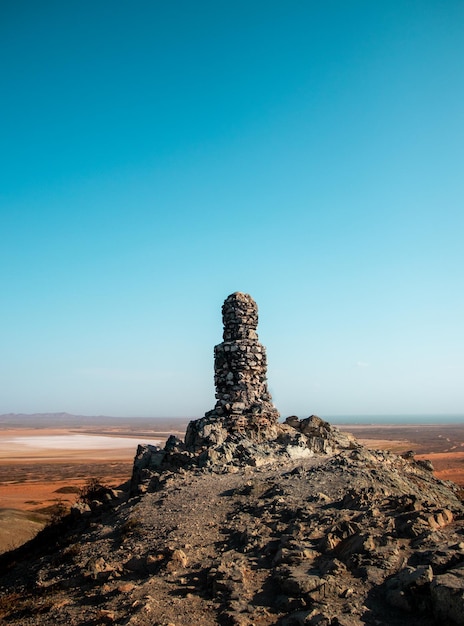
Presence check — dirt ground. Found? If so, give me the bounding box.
[0,427,179,553]
[341,423,464,487]
[1,422,463,554]
[1,445,463,626]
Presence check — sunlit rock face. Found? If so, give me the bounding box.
[212,292,280,423]
[131,292,355,483]
[185,293,280,451]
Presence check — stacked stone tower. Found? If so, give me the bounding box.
[185,292,280,450]
[213,292,279,426]
[131,291,351,480]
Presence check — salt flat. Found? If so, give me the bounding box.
[0,427,170,552]
[2,433,162,452]
[0,428,162,461]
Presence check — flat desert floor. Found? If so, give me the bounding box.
[0,421,463,553]
[0,425,185,553]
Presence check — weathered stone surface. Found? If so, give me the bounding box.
[3,293,464,626]
[129,293,356,485]
[385,565,434,611]
[430,564,464,625]
[186,292,280,449]
[2,442,464,626]
[180,293,355,469]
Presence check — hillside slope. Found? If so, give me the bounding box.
[0,439,463,626]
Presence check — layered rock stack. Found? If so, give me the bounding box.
[131,292,355,488]
[213,293,279,426]
[185,293,281,450]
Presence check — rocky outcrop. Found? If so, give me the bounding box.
[130,293,355,494]
[3,292,462,624]
[130,414,356,494]
[2,447,463,626]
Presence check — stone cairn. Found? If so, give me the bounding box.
[184,292,350,456]
[131,293,355,491]
[199,292,279,439]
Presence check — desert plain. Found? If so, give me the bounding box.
[348,422,464,487]
[0,418,463,554]
[0,418,187,553]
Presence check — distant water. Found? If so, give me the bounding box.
[327,414,464,425]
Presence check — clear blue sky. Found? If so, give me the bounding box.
[1,1,463,419]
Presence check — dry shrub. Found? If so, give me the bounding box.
[46,500,68,526]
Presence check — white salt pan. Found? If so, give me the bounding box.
[6,434,161,450]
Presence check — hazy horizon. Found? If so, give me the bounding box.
[2,411,464,427]
[1,2,463,418]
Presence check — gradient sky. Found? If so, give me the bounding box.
[1,1,463,419]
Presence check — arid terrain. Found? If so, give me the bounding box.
[1,419,463,555]
[0,425,463,625]
[342,423,464,487]
[0,418,187,553]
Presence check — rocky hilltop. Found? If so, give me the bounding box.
[131,292,354,489]
[1,293,463,626]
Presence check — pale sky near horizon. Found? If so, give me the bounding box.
[1,1,463,420]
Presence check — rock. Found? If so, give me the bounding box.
[127,293,358,486]
[116,582,136,593]
[395,508,454,538]
[130,443,164,494]
[275,565,329,601]
[164,435,186,452]
[84,556,114,580]
[186,292,280,450]
[430,564,464,625]
[386,565,434,611]
[96,609,116,623]
[167,548,188,570]
[416,459,434,471]
[4,292,464,626]
[70,500,91,518]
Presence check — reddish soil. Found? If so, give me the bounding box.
[341,423,464,487]
[1,423,463,554]
[0,427,179,553]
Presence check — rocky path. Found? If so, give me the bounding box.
[1,447,463,625]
